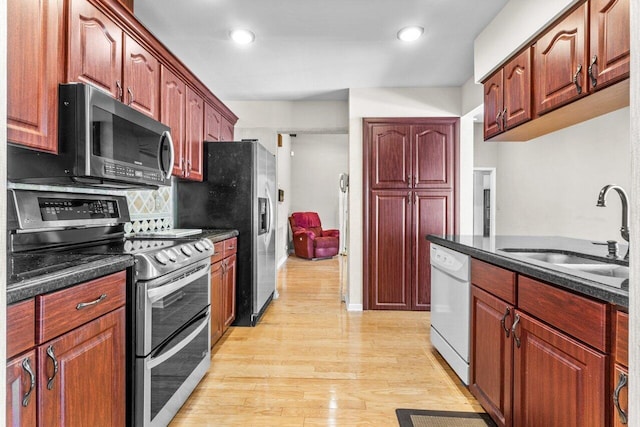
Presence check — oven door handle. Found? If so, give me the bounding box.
[147,264,209,304]
[148,310,210,369]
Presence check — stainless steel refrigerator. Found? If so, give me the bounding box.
[177,140,276,326]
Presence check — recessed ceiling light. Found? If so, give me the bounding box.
[397,26,424,42]
[230,29,255,45]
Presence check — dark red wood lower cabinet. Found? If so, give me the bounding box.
[513,311,606,427]
[37,308,125,427]
[469,286,513,427]
[6,350,37,427]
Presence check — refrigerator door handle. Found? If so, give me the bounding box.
[265,189,273,234]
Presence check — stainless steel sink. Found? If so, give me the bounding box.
[500,249,629,280]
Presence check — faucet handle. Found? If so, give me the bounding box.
[593,240,619,258]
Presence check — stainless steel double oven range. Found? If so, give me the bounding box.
[8,189,213,426]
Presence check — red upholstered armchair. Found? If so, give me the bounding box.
[289,212,340,259]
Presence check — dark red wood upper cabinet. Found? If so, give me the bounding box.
[204,102,222,142]
[503,49,532,129]
[534,3,588,115]
[185,87,204,181]
[123,35,159,119]
[160,66,186,177]
[68,0,123,98]
[7,0,62,153]
[369,125,411,190]
[483,69,504,140]
[589,0,630,90]
[220,116,235,141]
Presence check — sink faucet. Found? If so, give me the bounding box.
[596,184,629,260]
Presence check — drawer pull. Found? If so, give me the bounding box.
[21,357,35,407]
[573,64,583,94]
[588,55,598,88]
[613,372,628,424]
[511,314,521,348]
[46,345,59,390]
[500,307,511,338]
[76,293,107,310]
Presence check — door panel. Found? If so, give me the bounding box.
[124,35,159,119]
[370,125,411,189]
[470,286,513,427]
[68,0,123,98]
[369,191,411,310]
[589,0,630,90]
[534,3,588,114]
[7,0,62,153]
[503,49,532,129]
[185,87,204,181]
[483,70,503,139]
[513,311,606,427]
[6,351,37,427]
[413,124,455,189]
[204,102,222,142]
[160,66,186,177]
[412,191,453,310]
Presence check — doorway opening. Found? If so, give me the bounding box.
[473,168,496,237]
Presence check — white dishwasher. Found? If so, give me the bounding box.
[430,243,470,385]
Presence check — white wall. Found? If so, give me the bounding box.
[475,108,631,241]
[290,134,348,230]
[474,0,579,82]
[347,87,463,310]
[276,134,292,267]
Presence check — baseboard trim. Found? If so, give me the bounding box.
[347,303,363,311]
[277,255,288,269]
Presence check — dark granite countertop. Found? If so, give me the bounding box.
[199,229,239,243]
[427,235,629,308]
[7,253,134,305]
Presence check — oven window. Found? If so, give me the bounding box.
[150,313,209,421]
[149,267,210,350]
[91,106,161,169]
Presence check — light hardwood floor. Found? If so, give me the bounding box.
[170,255,483,426]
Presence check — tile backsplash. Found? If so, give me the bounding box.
[8,182,174,234]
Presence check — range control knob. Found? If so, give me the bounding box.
[194,242,205,252]
[154,252,168,265]
[201,239,212,250]
[181,245,193,257]
[165,249,177,262]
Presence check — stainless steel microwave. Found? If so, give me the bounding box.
[8,83,174,188]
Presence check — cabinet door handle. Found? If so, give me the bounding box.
[46,345,59,390]
[407,175,412,187]
[511,313,521,348]
[501,108,507,130]
[613,371,628,424]
[21,357,35,407]
[127,87,134,105]
[406,193,411,205]
[116,80,123,100]
[496,110,503,131]
[573,64,583,94]
[500,307,511,338]
[76,293,107,310]
[588,55,598,88]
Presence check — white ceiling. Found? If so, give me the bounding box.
[134,0,508,101]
